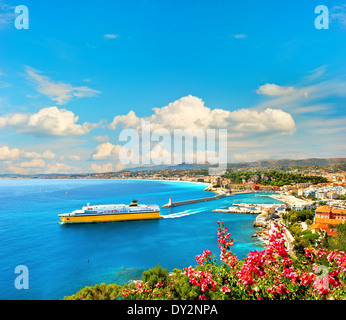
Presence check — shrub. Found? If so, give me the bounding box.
[141,265,169,288]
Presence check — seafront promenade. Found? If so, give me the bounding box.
[257,193,313,209]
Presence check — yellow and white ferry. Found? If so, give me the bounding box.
[59,200,162,224]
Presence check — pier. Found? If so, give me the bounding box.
[213,208,260,214]
[163,194,226,207]
[212,203,285,215]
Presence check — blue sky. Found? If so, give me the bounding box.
[0,0,345,174]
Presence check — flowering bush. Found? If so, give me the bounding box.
[64,221,346,300]
[119,222,346,300]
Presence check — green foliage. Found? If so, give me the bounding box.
[168,270,201,300]
[305,219,312,226]
[283,209,322,254]
[222,170,327,186]
[292,238,312,257]
[302,232,320,242]
[291,222,302,235]
[62,283,123,300]
[285,210,314,224]
[323,223,346,252]
[141,264,169,288]
[290,213,298,224]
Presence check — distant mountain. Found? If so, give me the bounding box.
[0,158,345,178]
[123,163,214,171]
[225,157,346,169]
[123,158,346,171]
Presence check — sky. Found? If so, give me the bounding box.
[0,0,345,174]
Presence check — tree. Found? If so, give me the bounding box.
[323,224,346,252]
[291,222,301,234]
[290,213,298,224]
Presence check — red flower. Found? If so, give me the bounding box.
[220,285,231,294]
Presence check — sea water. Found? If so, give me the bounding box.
[0,179,283,300]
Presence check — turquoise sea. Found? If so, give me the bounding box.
[0,179,283,300]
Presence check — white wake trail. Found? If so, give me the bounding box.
[162,209,205,219]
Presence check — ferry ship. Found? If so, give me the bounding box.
[59,200,162,224]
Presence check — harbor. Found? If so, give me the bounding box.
[212,200,288,246]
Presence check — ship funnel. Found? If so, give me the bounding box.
[130,200,138,207]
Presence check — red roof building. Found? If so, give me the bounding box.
[311,205,346,236]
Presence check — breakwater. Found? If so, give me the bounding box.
[163,194,226,207]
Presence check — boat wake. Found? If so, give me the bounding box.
[162,209,205,219]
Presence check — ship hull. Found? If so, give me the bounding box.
[59,211,162,224]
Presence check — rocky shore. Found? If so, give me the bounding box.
[252,212,281,245]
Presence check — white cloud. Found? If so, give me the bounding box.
[45,162,77,174]
[23,151,42,159]
[109,110,139,130]
[0,145,79,174]
[331,5,346,27]
[143,144,173,165]
[25,66,100,105]
[19,159,46,168]
[93,135,110,142]
[0,106,97,136]
[0,146,22,160]
[293,104,332,114]
[253,74,346,115]
[103,34,120,39]
[42,149,56,159]
[109,95,296,136]
[256,83,295,96]
[91,142,122,160]
[0,145,56,161]
[67,155,80,161]
[0,1,15,29]
[7,165,29,175]
[90,162,114,173]
[233,34,247,39]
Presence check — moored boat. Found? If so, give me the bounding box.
[59,200,161,224]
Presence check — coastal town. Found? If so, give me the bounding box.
[90,164,346,251]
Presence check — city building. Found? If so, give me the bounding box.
[310,205,346,236]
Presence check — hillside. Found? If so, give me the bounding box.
[0,158,345,178]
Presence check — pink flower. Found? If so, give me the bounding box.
[313,277,329,296]
[203,250,212,257]
[336,255,346,272]
[267,284,289,297]
[220,285,231,294]
[196,254,205,265]
[299,272,316,286]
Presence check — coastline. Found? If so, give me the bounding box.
[0,175,213,187]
